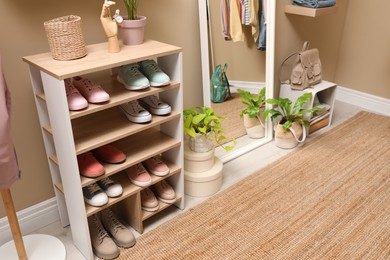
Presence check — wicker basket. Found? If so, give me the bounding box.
[44,15,87,60]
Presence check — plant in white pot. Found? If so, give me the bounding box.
[262,92,318,149]
[120,0,146,45]
[183,106,235,153]
[237,87,266,139]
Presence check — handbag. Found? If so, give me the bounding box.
[210,63,231,103]
[280,41,322,90]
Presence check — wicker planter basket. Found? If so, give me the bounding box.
[44,15,87,60]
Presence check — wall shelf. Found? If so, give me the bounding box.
[285,5,338,17]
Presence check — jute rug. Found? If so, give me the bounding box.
[119,111,390,259]
[211,93,247,145]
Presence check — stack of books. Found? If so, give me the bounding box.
[309,102,331,134]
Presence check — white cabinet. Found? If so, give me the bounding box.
[23,40,184,259]
[279,80,337,134]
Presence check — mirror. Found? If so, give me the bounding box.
[198,0,275,162]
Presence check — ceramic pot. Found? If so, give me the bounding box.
[243,113,265,139]
[274,121,306,149]
[119,16,147,45]
[189,134,214,153]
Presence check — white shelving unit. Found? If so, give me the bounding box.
[23,40,184,259]
[279,80,337,134]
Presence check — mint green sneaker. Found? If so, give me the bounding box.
[139,60,170,87]
[117,63,150,90]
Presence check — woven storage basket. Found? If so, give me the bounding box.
[44,15,87,60]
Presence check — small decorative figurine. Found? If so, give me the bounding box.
[100,1,123,53]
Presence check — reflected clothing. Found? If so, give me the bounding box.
[220,0,231,40]
[293,0,336,8]
[258,0,266,50]
[0,55,20,189]
[230,0,244,42]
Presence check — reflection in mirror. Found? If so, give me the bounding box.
[198,0,275,162]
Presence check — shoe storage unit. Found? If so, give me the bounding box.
[279,80,337,134]
[23,40,184,259]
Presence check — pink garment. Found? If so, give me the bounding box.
[0,55,20,189]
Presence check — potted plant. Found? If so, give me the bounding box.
[183,106,235,153]
[120,0,146,45]
[262,92,318,149]
[237,87,266,139]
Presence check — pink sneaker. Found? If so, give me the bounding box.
[65,79,88,111]
[92,144,126,164]
[142,157,169,177]
[72,76,110,104]
[77,153,105,178]
[126,164,152,187]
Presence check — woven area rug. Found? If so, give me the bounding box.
[211,92,247,145]
[119,111,390,259]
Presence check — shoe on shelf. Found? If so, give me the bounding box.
[138,95,172,116]
[117,63,150,90]
[88,214,119,259]
[119,100,152,123]
[139,60,170,87]
[142,157,170,177]
[152,180,176,204]
[140,188,159,212]
[97,177,123,198]
[101,208,136,248]
[92,144,126,164]
[126,163,152,187]
[65,78,88,111]
[72,76,110,104]
[77,153,105,178]
[83,183,108,207]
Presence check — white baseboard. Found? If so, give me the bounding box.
[336,86,390,116]
[229,80,265,94]
[0,197,60,245]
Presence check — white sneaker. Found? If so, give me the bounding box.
[139,95,172,115]
[97,177,123,198]
[119,100,152,123]
[82,183,108,207]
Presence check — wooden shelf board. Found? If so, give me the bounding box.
[285,5,338,17]
[23,40,182,80]
[71,109,181,154]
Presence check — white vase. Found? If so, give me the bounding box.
[189,134,214,153]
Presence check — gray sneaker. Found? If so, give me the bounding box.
[119,100,152,123]
[117,63,150,90]
[139,95,172,115]
[101,208,136,248]
[139,60,170,87]
[97,177,123,198]
[88,214,119,259]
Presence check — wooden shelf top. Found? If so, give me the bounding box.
[23,40,182,80]
[285,5,338,17]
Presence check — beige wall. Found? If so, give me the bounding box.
[0,0,388,218]
[335,0,390,99]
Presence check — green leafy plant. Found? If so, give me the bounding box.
[262,92,319,132]
[123,0,138,20]
[237,87,266,118]
[183,106,236,152]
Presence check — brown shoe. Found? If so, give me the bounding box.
[101,208,136,248]
[140,188,159,211]
[152,180,176,203]
[88,214,119,259]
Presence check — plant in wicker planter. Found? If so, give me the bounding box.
[237,87,266,139]
[262,92,319,149]
[183,106,236,153]
[120,0,147,45]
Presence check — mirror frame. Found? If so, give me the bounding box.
[198,0,275,163]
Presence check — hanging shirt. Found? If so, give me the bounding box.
[248,0,259,43]
[0,55,20,189]
[230,0,244,42]
[220,0,231,40]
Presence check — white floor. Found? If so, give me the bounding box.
[30,101,362,260]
